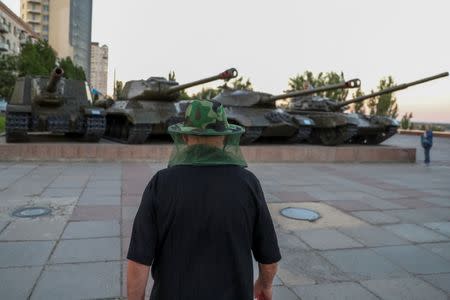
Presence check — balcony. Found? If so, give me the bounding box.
[0,41,9,52]
[0,23,9,34]
[28,0,42,4]
[27,7,41,14]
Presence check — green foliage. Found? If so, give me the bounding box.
[288,71,348,101]
[114,80,124,99]
[17,40,56,76]
[400,112,413,129]
[59,57,86,80]
[190,87,220,100]
[351,87,365,114]
[0,115,5,133]
[367,76,398,118]
[227,76,253,90]
[168,71,176,81]
[0,54,18,100]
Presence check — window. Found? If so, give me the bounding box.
[43,5,49,12]
[43,25,48,32]
[43,15,49,22]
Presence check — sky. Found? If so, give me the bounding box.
[3,0,450,122]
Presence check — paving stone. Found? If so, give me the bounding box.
[0,217,66,241]
[321,248,408,280]
[122,194,142,206]
[373,245,450,274]
[358,198,406,210]
[272,286,300,300]
[324,200,377,211]
[83,187,122,196]
[351,210,400,225]
[421,197,450,207]
[382,223,448,243]
[41,188,83,198]
[78,194,121,205]
[388,197,435,208]
[62,220,120,239]
[31,261,121,300]
[420,242,450,261]
[272,191,319,202]
[386,208,450,223]
[423,222,450,237]
[0,266,42,299]
[296,229,364,250]
[70,205,121,221]
[361,277,448,300]
[0,241,55,267]
[50,237,120,263]
[419,273,450,293]
[122,206,139,220]
[0,221,9,233]
[275,229,310,251]
[338,225,409,247]
[277,249,349,286]
[293,282,379,300]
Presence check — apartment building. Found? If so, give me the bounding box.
[90,42,108,95]
[0,1,39,55]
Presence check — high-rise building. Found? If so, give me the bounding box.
[20,0,92,80]
[90,42,108,96]
[1,1,39,55]
[20,0,50,40]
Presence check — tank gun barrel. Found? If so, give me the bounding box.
[265,78,361,103]
[335,72,449,109]
[167,68,238,94]
[46,67,64,93]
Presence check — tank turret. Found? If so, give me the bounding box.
[284,72,449,113]
[120,68,238,101]
[214,79,360,107]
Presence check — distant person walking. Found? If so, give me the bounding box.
[421,126,433,165]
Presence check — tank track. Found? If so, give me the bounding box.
[240,127,263,145]
[364,126,398,145]
[287,126,312,143]
[310,124,358,146]
[83,116,106,142]
[5,112,30,143]
[104,117,151,144]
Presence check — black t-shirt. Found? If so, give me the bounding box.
[127,165,281,300]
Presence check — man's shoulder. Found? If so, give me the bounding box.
[156,165,260,183]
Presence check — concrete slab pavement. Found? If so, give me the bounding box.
[1,135,450,299]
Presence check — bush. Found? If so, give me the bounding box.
[0,115,5,133]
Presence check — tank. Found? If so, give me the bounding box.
[342,72,449,144]
[210,79,360,144]
[276,79,363,146]
[98,68,238,144]
[5,68,106,143]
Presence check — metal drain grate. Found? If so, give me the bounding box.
[280,207,321,222]
[12,207,52,218]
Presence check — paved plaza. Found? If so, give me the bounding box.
[0,135,449,299]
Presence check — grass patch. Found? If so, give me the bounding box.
[0,115,5,133]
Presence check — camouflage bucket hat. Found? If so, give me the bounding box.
[168,100,244,136]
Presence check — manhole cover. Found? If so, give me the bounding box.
[280,207,321,222]
[12,207,52,218]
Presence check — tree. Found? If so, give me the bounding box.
[17,40,56,76]
[351,87,365,114]
[367,76,398,118]
[228,76,253,90]
[288,71,348,101]
[400,112,413,129]
[59,57,86,80]
[0,54,18,100]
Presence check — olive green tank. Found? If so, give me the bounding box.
[208,80,360,144]
[344,72,449,144]
[97,68,237,144]
[5,68,105,143]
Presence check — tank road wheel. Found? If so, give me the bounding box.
[240,127,263,145]
[287,126,312,143]
[126,123,151,144]
[365,126,398,145]
[311,125,358,146]
[5,112,30,143]
[82,116,106,143]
